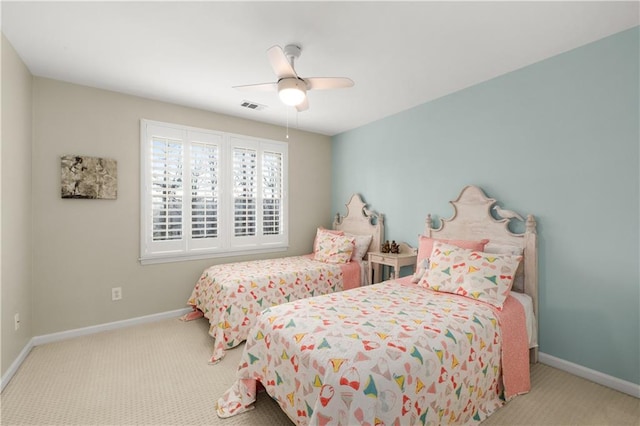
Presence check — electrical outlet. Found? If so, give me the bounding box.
[111,287,122,301]
[14,313,20,331]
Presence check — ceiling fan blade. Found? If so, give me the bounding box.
[296,97,309,112]
[267,45,297,79]
[304,77,354,90]
[233,82,277,92]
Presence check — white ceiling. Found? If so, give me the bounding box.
[2,1,638,136]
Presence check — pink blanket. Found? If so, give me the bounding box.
[495,294,531,399]
[339,259,361,290]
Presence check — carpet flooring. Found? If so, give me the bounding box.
[1,317,638,425]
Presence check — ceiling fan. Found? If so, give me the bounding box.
[233,44,354,112]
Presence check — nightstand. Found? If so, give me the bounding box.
[367,242,417,284]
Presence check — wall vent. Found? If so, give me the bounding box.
[240,100,267,111]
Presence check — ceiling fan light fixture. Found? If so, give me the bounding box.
[278,78,307,106]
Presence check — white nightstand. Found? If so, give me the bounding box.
[367,242,417,284]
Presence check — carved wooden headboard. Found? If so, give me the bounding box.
[333,194,385,257]
[425,185,538,362]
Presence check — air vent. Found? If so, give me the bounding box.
[240,100,267,111]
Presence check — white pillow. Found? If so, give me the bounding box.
[345,233,373,261]
[484,243,523,255]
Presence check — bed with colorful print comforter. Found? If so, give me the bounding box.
[217,277,530,425]
[184,255,361,363]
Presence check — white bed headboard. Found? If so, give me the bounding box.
[425,185,538,362]
[333,194,384,257]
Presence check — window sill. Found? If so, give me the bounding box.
[139,246,288,265]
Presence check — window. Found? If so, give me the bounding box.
[140,120,288,264]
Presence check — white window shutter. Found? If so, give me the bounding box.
[140,120,288,263]
[262,150,283,236]
[142,123,186,257]
[188,131,223,251]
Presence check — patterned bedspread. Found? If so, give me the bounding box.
[217,278,529,425]
[185,255,360,363]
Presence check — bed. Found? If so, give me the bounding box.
[183,194,384,364]
[217,185,538,424]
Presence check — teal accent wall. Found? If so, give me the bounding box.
[332,27,639,385]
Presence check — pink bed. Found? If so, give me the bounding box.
[183,194,385,363]
[216,185,539,423]
[218,277,530,424]
[185,256,362,363]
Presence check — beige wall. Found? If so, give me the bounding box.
[29,78,332,335]
[1,35,33,375]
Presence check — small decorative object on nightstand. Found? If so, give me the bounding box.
[368,242,417,284]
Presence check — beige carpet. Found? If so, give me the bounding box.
[1,317,638,425]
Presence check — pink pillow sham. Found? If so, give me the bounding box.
[419,241,522,309]
[313,227,344,253]
[313,233,355,264]
[416,235,489,265]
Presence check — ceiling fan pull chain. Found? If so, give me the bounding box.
[286,107,290,139]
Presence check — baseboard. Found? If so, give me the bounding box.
[539,352,640,398]
[31,307,192,346]
[1,337,35,393]
[1,307,192,393]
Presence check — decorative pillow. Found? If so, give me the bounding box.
[313,227,344,253]
[484,243,525,292]
[419,241,522,309]
[345,233,373,261]
[411,258,430,283]
[416,235,489,266]
[313,232,355,264]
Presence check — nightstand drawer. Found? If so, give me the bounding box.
[368,253,387,264]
